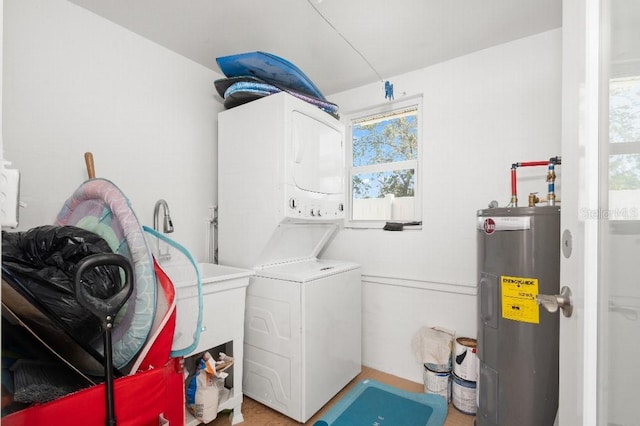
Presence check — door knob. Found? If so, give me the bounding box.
[537,286,573,317]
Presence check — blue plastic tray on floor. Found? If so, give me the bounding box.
[314,379,448,426]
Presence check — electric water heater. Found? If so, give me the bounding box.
[476,206,560,426]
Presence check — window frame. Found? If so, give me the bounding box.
[607,68,640,229]
[344,95,423,229]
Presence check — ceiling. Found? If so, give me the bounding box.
[68,0,562,97]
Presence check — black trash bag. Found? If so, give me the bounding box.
[1,225,123,345]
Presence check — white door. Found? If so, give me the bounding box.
[558,1,640,425]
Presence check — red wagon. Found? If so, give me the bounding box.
[2,178,196,425]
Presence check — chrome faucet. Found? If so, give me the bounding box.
[153,199,174,261]
[153,199,174,234]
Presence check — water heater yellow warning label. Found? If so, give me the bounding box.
[501,275,539,324]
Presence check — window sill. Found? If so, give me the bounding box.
[344,221,423,231]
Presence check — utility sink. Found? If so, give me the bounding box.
[162,262,253,289]
[159,261,254,356]
[160,263,254,425]
[198,262,255,292]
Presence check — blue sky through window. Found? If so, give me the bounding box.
[352,116,417,167]
[351,113,417,199]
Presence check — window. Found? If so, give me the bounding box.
[346,96,422,227]
[608,75,640,222]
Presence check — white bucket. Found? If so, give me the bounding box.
[451,372,477,415]
[453,337,478,382]
[423,366,451,402]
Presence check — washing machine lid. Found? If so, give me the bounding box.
[256,258,359,282]
[253,222,339,269]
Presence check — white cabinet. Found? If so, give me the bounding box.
[176,264,253,426]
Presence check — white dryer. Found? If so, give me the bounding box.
[217,92,346,270]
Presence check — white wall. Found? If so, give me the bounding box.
[323,29,562,383]
[2,0,223,261]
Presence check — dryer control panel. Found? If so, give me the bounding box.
[286,195,344,221]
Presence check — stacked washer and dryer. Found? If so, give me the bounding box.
[217,92,362,423]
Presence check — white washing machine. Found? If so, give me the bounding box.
[243,258,361,423]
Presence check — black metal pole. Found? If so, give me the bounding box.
[104,321,116,426]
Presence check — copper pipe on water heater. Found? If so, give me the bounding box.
[546,158,561,205]
[509,156,561,207]
[528,193,540,207]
